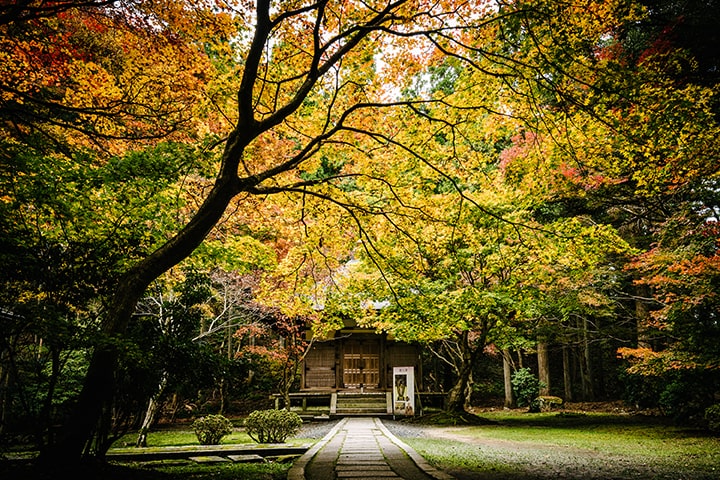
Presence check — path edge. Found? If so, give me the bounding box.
[287,417,347,480]
[374,418,456,480]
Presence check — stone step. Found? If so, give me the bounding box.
[336,394,386,401]
[330,392,391,416]
[336,395,387,415]
[337,397,387,405]
[336,403,387,409]
[335,409,387,415]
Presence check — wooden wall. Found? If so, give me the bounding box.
[301,332,421,391]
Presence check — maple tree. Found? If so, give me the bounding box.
[340,187,633,411]
[0,2,114,25]
[313,0,718,413]
[11,0,524,462]
[0,3,223,155]
[0,140,217,448]
[489,0,720,416]
[618,196,720,419]
[0,0,232,459]
[2,0,719,463]
[234,310,310,410]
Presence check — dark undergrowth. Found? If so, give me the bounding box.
[1,458,290,480]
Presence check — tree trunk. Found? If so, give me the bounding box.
[445,363,472,413]
[444,332,477,413]
[218,378,226,415]
[36,345,60,448]
[580,317,594,400]
[537,340,550,396]
[562,343,573,402]
[136,371,169,448]
[502,349,515,408]
[39,166,245,464]
[635,284,652,349]
[593,317,606,398]
[0,349,8,436]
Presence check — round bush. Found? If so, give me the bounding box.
[244,409,302,443]
[192,414,234,445]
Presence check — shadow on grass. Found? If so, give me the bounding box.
[402,410,499,426]
[1,456,291,480]
[404,409,683,430]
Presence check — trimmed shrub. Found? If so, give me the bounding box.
[192,414,234,445]
[244,409,302,443]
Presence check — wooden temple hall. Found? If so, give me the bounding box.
[276,322,440,417]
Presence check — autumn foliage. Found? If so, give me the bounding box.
[1,0,719,464]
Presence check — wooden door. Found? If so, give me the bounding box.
[343,341,380,388]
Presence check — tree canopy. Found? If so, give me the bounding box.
[1,0,718,462]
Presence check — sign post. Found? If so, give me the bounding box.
[392,366,415,416]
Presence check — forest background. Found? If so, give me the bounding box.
[1,0,719,466]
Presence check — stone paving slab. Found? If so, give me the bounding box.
[188,455,231,463]
[106,443,309,462]
[337,470,399,477]
[227,454,266,462]
[336,465,396,471]
[288,417,455,480]
[336,478,400,480]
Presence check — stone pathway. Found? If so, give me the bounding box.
[288,417,453,480]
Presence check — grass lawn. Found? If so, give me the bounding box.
[110,429,315,449]
[2,422,315,480]
[4,410,719,479]
[399,410,720,479]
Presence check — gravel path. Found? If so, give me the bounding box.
[298,417,428,441]
[380,419,429,438]
[297,418,342,439]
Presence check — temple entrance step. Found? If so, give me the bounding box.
[334,392,389,416]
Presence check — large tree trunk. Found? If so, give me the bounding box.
[39,164,246,464]
[537,340,550,396]
[0,348,8,436]
[37,345,60,449]
[444,331,479,413]
[445,362,472,413]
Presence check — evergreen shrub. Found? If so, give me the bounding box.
[658,373,716,424]
[244,409,302,443]
[511,368,545,413]
[192,414,234,445]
